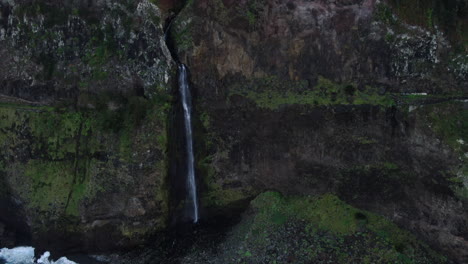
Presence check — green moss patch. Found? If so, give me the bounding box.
[416,101,468,200]
[171,18,194,53]
[9,0,154,86]
[224,192,450,264]
[197,151,255,209]
[229,76,395,110]
[0,93,170,222]
[22,159,91,216]
[424,102,468,151]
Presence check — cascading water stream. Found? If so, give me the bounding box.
[178,64,199,223]
[163,0,199,223]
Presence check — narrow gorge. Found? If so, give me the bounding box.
[0,0,467,263]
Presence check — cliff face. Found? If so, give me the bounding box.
[0,0,467,262]
[174,192,457,263]
[0,0,174,253]
[173,0,468,262]
[177,0,467,90]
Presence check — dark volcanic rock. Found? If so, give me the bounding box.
[0,0,174,254]
[173,0,468,262]
[0,0,467,262]
[0,0,174,104]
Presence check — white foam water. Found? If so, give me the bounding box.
[0,247,76,264]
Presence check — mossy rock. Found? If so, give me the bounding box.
[216,192,452,264]
[228,76,395,110]
[416,101,468,200]
[0,93,171,248]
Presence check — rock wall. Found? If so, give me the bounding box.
[0,0,175,253]
[173,0,468,262]
[0,0,467,262]
[181,192,456,263]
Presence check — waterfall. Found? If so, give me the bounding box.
[178,64,199,223]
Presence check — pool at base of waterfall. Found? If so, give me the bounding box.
[0,247,76,264]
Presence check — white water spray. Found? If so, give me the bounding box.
[0,247,76,264]
[178,64,199,223]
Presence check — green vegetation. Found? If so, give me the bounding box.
[22,160,89,216]
[228,192,449,263]
[376,3,398,25]
[354,136,379,145]
[83,30,119,81]
[171,20,193,53]
[229,76,395,110]
[193,108,256,209]
[202,185,251,209]
[197,148,253,209]
[170,0,196,53]
[379,0,468,50]
[0,91,171,221]
[0,103,95,217]
[418,102,468,200]
[426,8,434,29]
[423,102,467,152]
[244,0,265,28]
[9,0,152,85]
